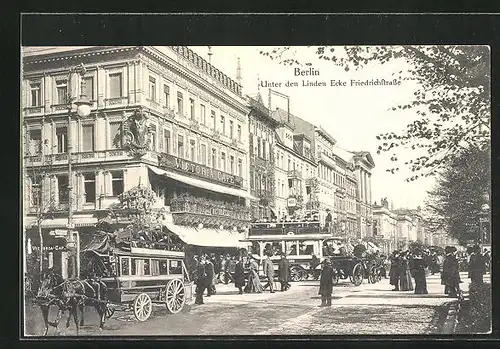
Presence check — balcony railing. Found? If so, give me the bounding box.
[105,97,128,107]
[171,200,251,222]
[249,221,322,236]
[23,106,45,115]
[287,170,302,179]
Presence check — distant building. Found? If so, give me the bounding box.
[271,108,316,220]
[246,93,280,220]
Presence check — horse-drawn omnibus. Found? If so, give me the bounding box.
[81,233,194,322]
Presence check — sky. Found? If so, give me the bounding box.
[190,46,436,209]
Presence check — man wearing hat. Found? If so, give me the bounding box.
[389,251,402,291]
[468,245,486,284]
[278,253,291,291]
[319,258,334,306]
[442,246,461,297]
[325,209,333,233]
[262,253,275,293]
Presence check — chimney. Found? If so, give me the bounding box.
[207,46,213,64]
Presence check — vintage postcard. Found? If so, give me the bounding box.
[21,44,491,336]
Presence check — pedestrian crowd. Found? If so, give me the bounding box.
[386,245,489,298]
[191,252,292,305]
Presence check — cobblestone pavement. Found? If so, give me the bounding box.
[24,272,487,336]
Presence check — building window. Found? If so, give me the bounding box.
[109,122,122,149]
[149,76,156,101]
[83,172,96,204]
[210,110,216,130]
[57,174,69,204]
[177,135,184,158]
[164,85,170,108]
[56,127,68,153]
[56,79,68,104]
[221,152,226,172]
[84,76,94,100]
[201,144,207,165]
[190,98,195,120]
[200,104,206,125]
[220,115,225,134]
[150,125,157,151]
[211,148,217,169]
[230,155,235,174]
[111,171,124,196]
[163,129,171,154]
[177,92,183,115]
[229,120,234,139]
[30,82,41,106]
[238,158,242,177]
[82,124,95,152]
[190,139,196,161]
[28,129,42,155]
[109,73,122,98]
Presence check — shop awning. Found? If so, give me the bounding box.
[23,216,98,229]
[148,165,258,201]
[163,222,245,248]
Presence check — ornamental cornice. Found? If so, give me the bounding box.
[138,48,248,121]
[23,46,139,66]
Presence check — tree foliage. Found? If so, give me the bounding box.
[423,145,490,245]
[260,46,490,180]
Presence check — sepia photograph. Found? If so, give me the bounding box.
[21,43,491,337]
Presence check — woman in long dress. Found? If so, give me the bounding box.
[410,252,428,294]
[244,258,263,293]
[399,251,414,291]
[234,258,246,294]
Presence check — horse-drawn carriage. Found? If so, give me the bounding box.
[329,254,384,286]
[33,231,194,335]
[82,233,194,322]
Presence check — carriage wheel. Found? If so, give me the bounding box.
[351,264,363,286]
[105,303,115,319]
[133,293,152,322]
[290,266,302,282]
[165,278,185,314]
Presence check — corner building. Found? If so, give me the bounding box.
[22,46,253,278]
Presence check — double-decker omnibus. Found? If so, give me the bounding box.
[244,220,345,281]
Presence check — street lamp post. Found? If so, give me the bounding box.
[66,63,92,279]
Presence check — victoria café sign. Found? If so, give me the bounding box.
[158,154,243,188]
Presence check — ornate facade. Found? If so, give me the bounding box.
[22,46,252,278]
[247,94,280,220]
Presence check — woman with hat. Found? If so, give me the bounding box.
[409,250,428,294]
[319,258,334,306]
[244,255,263,293]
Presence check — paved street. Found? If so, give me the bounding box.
[24,272,487,336]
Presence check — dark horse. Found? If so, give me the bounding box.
[36,269,110,336]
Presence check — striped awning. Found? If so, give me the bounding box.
[163,222,245,248]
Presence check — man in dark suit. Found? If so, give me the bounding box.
[319,258,334,306]
[205,255,216,296]
[278,253,291,291]
[194,256,208,305]
[262,253,275,293]
[468,245,486,284]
